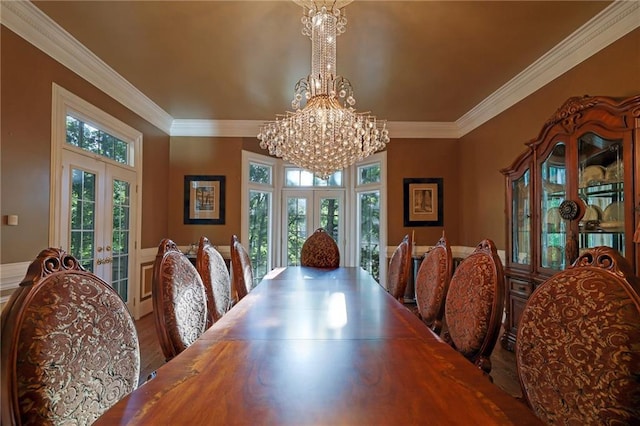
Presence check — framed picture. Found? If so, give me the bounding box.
[184,175,226,225]
[403,178,443,227]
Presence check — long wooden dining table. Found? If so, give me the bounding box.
[97,266,542,425]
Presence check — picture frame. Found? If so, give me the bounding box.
[403,178,443,227]
[184,175,226,225]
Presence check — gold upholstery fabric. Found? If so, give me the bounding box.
[300,228,340,268]
[152,239,207,361]
[0,248,140,425]
[197,236,231,328]
[516,247,640,425]
[415,235,452,334]
[443,239,505,373]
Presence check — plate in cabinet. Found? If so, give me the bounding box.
[603,201,624,222]
[579,165,605,187]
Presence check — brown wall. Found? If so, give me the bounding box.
[1,27,170,263]
[386,139,461,246]
[2,24,638,264]
[457,28,640,249]
[168,137,243,247]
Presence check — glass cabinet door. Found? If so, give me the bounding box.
[540,143,566,270]
[577,132,625,256]
[511,170,531,266]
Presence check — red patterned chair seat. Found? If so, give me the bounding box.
[196,236,231,328]
[1,248,140,425]
[300,228,340,269]
[443,239,505,374]
[516,247,640,424]
[152,238,208,361]
[415,234,452,334]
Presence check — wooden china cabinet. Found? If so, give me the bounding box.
[500,94,640,351]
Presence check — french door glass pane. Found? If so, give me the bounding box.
[249,190,271,284]
[112,179,130,301]
[287,198,307,266]
[359,191,380,282]
[70,168,96,271]
[319,197,340,241]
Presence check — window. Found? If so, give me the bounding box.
[243,151,386,285]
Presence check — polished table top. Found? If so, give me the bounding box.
[97,267,541,425]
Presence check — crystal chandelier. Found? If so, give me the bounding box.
[257,0,389,178]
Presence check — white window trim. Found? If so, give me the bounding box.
[242,149,387,282]
[241,151,280,269]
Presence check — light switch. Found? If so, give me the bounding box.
[7,215,18,226]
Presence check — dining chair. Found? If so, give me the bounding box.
[443,239,505,374]
[300,228,340,268]
[196,236,232,328]
[516,246,640,424]
[386,234,413,303]
[152,238,208,361]
[415,233,453,335]
[0,248,140,425]
[230,235,254,303]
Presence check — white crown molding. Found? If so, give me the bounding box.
[171,120,263,137]
[170,119,461,139]
[0,0,174,134]
[2,0,636,139]
[385,121,460,139]
[456,0,640,137]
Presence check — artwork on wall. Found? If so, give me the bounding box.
[184,175,226,225]
[403,178,443,227]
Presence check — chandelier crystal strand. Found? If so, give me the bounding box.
[258,1,389,179]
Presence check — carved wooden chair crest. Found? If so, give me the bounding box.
[152,238,208,361]
[516,246,640,424]
[0,248,140,425]
[230,235,254,303]
[443,239,505,374]
[300,228,340,269]
[387,234,413,303]
[196,236,231,328]
[415,233,453,334]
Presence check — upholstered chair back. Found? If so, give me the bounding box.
[230,235,254,303]
[387,234,413,302]
[196,236,231,328]
[516,247,640,424]
[300,228,340,268]
[415,234,453,334]
[443,239,505,374]
[0,248,140,425]
[152,238,208,361]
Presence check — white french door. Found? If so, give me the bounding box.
[59,150,137,309]
[281,190,344,266]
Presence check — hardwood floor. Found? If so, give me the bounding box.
[134,312,522,398]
